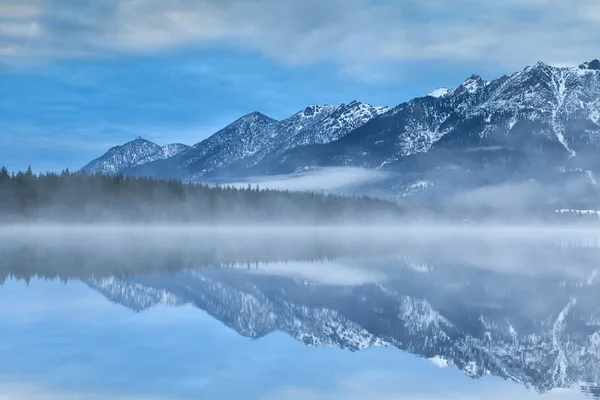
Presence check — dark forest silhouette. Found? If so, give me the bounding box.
[0,166,408,223]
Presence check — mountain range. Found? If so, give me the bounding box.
[82,101,388,179]
[79,59,600,208]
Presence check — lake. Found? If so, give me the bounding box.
[1,226,599,399]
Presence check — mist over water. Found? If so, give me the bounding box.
[1,226,600,399]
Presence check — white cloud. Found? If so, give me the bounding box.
[0,21,41,37]
[0,0,598,77]
[0,3,42,18]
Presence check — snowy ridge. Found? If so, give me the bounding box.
[265,59,600,179]
[178,112,280,174]
[427,88,452,98]
[427,75,489,99]
[184,101,389,179]
[80,138,189,175]
[95,101,389,180]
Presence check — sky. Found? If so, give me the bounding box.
[0,0,599,172]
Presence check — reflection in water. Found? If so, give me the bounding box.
[1,227,600,399]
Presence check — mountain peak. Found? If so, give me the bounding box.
[427,87,452,98]
[455,74,488,95]
[579,59,600,70]
[523,61,553,74]
[110,137,156,151]
[80,138,189,175]
[465,74,483,81]
[234,111,277,125]
[303,104,325,116]
[246,111,271,119]
[531,60,550,68]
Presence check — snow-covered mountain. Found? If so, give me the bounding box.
[253,59,600,205]
[85,260,600,396]
[267,60,600,172]
[80,137,189,175]
[80,59,600,208]
[124,101,389,180]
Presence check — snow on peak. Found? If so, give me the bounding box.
[527,61,551,70]
[456,74,488,95]
[272,101,389,149]
[240,111,276,123]
[428,88,452,98]
[160,143,190,158]
[80,138,190,175]
[427,76,488,98]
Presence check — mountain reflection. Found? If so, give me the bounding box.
[1,227,600,398]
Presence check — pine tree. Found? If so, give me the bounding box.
[0,166,9,182]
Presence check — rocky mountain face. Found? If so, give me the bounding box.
[256,61,600,206]
[80,138,189,175]
[85,259,600,397]
[266,61,600,170]
[124,101,389,180]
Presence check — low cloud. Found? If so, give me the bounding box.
[225,167,388,192]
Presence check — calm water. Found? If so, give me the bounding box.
[1,227,599,399]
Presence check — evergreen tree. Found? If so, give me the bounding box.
[0,166,407,224]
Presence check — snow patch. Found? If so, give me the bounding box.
[592,110,600,124]
[428,88,451,98]
[429,356,450,368]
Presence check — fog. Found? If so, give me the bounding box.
[223,167,389,192]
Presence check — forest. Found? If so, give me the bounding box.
[0,166,408,223]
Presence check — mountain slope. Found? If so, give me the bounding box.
[263,61,600,176]
[125,102,389,180]
[249,60,600,206]
[212,101,390,178]
[80,138,189,175]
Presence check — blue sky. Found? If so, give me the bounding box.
[0,0,599,172]
[0,278,585,400]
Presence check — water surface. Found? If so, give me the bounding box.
[1,227,599,399]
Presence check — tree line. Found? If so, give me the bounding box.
[0,166,407,223]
